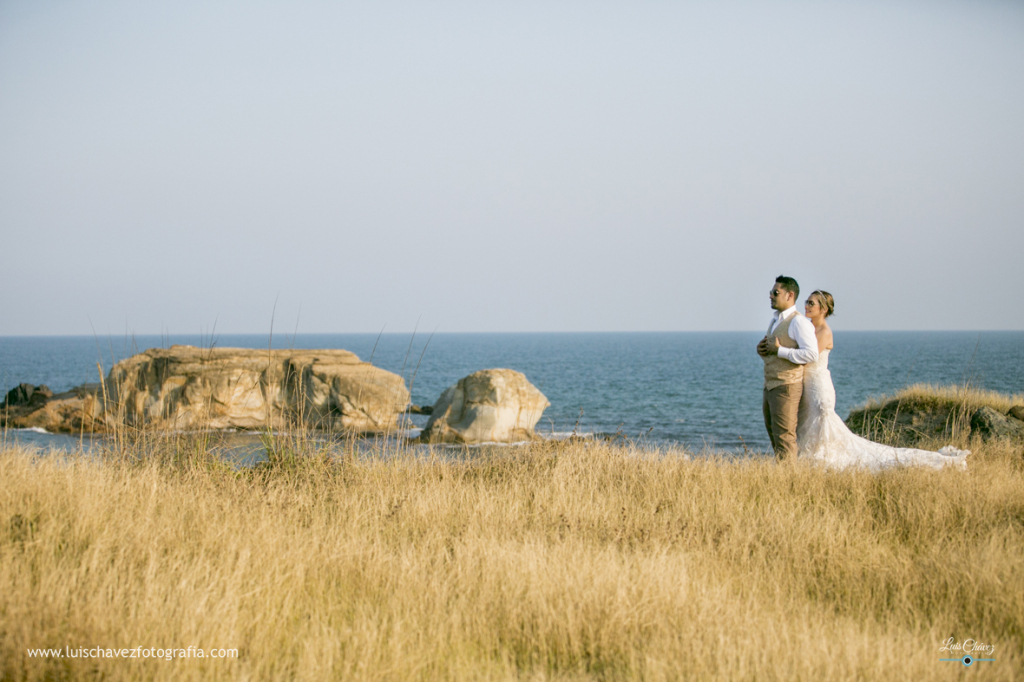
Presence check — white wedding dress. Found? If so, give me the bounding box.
[797,349,969,471]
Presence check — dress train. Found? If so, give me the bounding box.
[797,350,968,471]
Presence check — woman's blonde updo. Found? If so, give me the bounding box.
[810,290,835,318]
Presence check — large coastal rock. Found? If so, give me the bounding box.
[419,369,550,444]
[3,346,409,433]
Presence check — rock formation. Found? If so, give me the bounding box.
[419,369,549,444]
[971,406,1024,442]
[2,383,53,408]
[2,346,409,433]
[2,384,104,433]
[846,394,1024,446]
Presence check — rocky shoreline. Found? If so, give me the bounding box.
[1,345,551,445]
[5,347,1022,448]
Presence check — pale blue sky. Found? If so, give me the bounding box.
[1,0,1022,335]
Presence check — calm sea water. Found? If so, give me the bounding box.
[2,332,1022,454]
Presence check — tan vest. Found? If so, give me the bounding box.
[763,312,804,390]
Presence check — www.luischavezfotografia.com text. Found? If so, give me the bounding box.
[26,646,237,661]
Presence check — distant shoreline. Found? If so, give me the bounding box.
[4,332,1022,453]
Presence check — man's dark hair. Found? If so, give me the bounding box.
[775,275,799,298]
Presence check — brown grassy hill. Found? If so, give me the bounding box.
[846,384,1024,447]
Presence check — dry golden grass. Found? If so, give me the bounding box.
[857,383,1024,414]
[2,434,1022,681]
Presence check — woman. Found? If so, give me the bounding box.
[795,290,969,470]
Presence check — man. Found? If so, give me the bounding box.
[757,275,818,460]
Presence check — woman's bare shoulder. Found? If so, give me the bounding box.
[818,323,834,351]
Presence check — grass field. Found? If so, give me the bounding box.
[1,421,1022,679]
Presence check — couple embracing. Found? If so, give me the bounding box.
[757,275,968,471]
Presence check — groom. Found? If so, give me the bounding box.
[756,275,818,460]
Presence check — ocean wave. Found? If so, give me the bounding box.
[543,431,594,440]
[463,440,533,448]
[13,426,50,434]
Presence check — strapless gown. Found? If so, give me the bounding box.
[797,350,969,471]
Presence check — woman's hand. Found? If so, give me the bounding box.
[757,336,769,357]
[758,337,782,356]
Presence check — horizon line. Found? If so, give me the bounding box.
[2,329,1023,339]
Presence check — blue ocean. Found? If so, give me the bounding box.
[2,332,1022,455]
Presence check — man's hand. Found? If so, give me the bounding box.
[757,336,780,357]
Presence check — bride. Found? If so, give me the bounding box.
[796,290,969,471]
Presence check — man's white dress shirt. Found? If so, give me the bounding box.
[769,306,819,365]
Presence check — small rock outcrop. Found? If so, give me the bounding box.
[846,400,964,446]
[419,369,550,444]
[2,384,53,408]
[2,385,105,433]
[1009,405,1024,422]
[971,406,1024,442]
[2,346,409,433]
[847,392,1024,446]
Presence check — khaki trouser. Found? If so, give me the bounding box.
[763,382,802,461]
